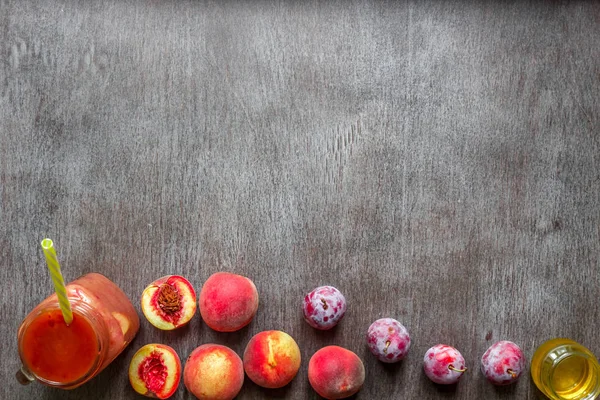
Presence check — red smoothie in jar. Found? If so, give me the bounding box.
[21,309,98,383]
[17,273,139,389]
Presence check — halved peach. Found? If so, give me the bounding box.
[129,344,181,399]
[141,275,196,330]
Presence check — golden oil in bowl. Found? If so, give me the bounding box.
[531,338,600,400]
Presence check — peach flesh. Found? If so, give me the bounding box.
[308,346,365,399]
[141,275,197,330]
[129,344,181,399]
[243,330,301,388]
[184,344,244,400]
[199,272,259,332]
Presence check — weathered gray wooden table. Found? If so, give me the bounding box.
[2,1,599,399]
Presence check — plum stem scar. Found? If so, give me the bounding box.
[320,299,328,310]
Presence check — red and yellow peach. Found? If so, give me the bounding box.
[308,346,365,399]
[183,344,244,400]
[243,330,301,388]
[199,272,259,332]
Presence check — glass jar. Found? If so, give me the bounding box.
[16,273,140,389]
[531,338,600,400]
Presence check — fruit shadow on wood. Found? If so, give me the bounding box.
[418,370,459,397]
[241,376,295,399]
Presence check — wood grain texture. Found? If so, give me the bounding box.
[2,1,599,399]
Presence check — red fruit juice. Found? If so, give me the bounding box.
[17,273,139,389]
[21,309,99,383]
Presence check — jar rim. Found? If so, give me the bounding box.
[547,351,600,400]
[17,301,106,388]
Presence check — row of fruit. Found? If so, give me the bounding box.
[130,273,525,399]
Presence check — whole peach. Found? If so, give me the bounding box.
[183,344,244,400]
[308,346,365,399]
[243,330,301,388]
[199,272,259,332]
